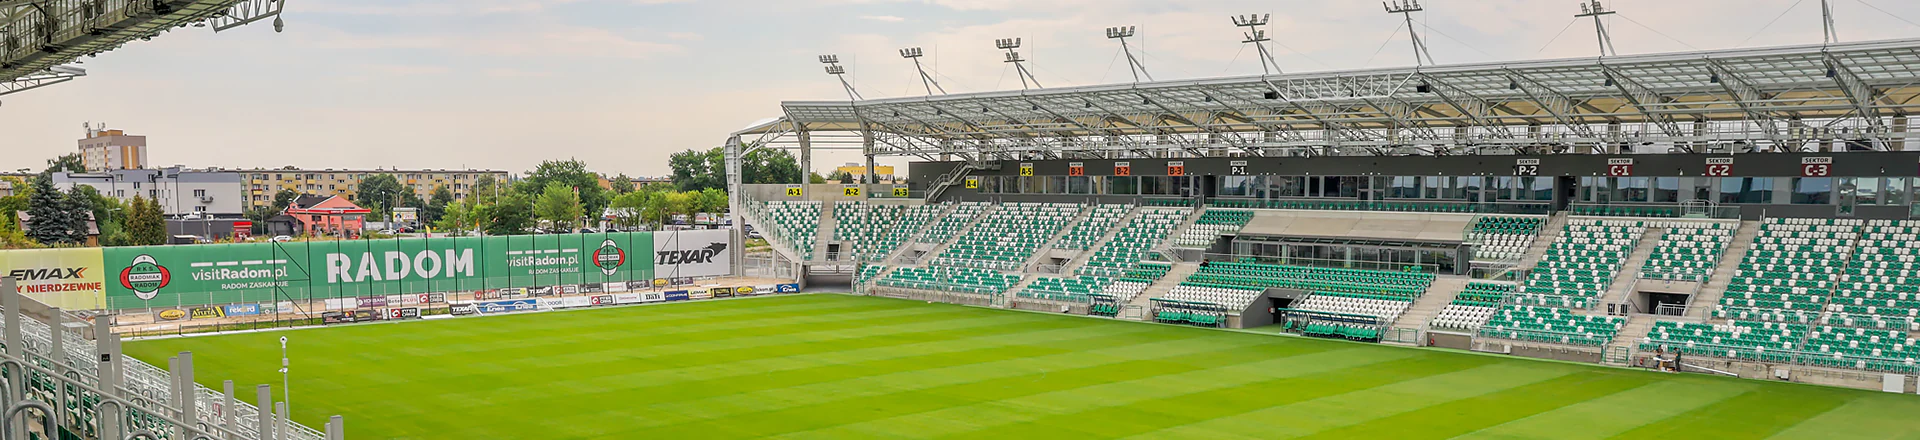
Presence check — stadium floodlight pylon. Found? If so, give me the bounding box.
[899,47,948,96]
[1382,0,1435,66]
[996,37,1043,90]
[1105,25,1152,83]
[819,54,864,101]
[1232,13,1284,75]
[1574,0,1618,57]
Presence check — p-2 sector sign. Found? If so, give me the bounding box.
[1802,157,1833,177]
[1606,158,1634,176]
[1514,158,1540,176]
[1705,157,1734,177]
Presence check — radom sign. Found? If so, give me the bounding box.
[1,230,733,310]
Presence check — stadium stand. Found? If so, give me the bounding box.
[1511,219,1647,309]
[918,201,990,244]
[833,202,899,257]
[1640,221,1735,281]
[1479,305,1625,346]
[1052,204,1131,250]
[1429,281,1518,331]
[1466,216,1545,262]
[748,200,821,260]
[860,203,947,261]
[1017,275,1151,304]
[1076,208,1188,277]
[878,265,1021,295]
[1831,219,1920,331]
[1173,209,1253,248]
[932,202,1081,271]
[1167,262,1435,316]
[1714,218,1855,324]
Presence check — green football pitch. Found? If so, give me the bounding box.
[127,294,1920,439]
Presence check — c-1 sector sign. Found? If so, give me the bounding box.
[0,230,734,310]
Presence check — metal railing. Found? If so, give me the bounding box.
[1568,201,1742,219]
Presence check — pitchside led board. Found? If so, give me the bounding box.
[0,230,734,311]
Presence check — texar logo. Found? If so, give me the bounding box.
[592,239,626,276]
[658,242,728,265]
[119,254,170,301]
[7,267,86,281]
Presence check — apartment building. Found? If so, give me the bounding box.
[239,168,510,208]
[50,167,248,216]
[78,128,149,172]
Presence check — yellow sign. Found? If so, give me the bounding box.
[157,309,187,321]
[653,278,669,287]
[893,186,909,197]
[842,185,862,197]
[784,185,803,197]
[964,177,979,189]
[0,248,107,310]
[1018,162,1034,177]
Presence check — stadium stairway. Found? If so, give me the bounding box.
[1057,208,1148,275]
[879,203,959,263]
[1127,262,1200,320]
[739,203,807,264]
[913,204,996,265]
[1692,220,1760,320]
[1594,226,1664,308]
[1603,317,1657,365]
[1023,205,1097,271]
[813,201,839,262]
[1392,275,1471,334]
[1162,206,1210,250]
[1511,212,1571,271]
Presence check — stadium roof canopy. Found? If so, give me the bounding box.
[736,38,1920,161]
[1,0,286,94]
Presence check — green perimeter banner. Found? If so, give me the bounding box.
[101,232,656,309]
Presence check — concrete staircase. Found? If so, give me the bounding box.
[812,200,839,263]
[911,204,995,266]
[1021,205,1096,271]
[1512,212,1571,270]
[1692,220,1760,320]
[879,203,957,264]
[1392,275,1471,332]
[1603,317,1658,365]
[1596,227,1665,307]
[1160,206,1208,250]
[1056,207,1149,276]
[1124,262,1199,320]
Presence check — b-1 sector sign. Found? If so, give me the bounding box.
[0,230,736,311]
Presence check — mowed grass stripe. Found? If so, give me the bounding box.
[1299,371,1656,439]
[974,352,1497,439]
[125,294,1920,439]
[1451,377,1757,440]
[804,344,1421,438]
[617,331,1322,437]
[1608,385,1855,439]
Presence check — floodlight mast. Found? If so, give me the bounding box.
[997,37,1043,90]
[819,54,864,101]
[1821,0,1839,44]
[1574,0,1618,57]
[899,47,947,95]
[1106,25,1152,82]
[1232,14,1283,75]
[1382,0,1435,66]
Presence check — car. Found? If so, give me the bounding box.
[579,228,598,234]
[271,235,293,243]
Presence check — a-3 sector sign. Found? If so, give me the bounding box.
[0,248,106,310]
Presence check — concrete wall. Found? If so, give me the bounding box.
[1240,211,1476,242]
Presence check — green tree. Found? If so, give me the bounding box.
[742,148,803,184]
[62,186,97,244]
[828,170,854,184]
[484,194,534,235]
[44,153,85,174]
[126,196,167,246]
[533,182,584,232]
[434,199,477,234]
[425,185,455,225]
[607,191,649,231]
[609,174,635,194]
[808,171,828,184]
[669,149,724,192]
[516,159,609,219]
[696,188,729,213]
[23,175,75,245]
[271,188,301,212]
[472,174,501,205]
[353,174,407,220]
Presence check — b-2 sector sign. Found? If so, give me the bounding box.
[0,230,734,311]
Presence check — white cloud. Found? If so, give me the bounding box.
[296,24,682,60]
[859,15,906,22]
[666,32,705,41]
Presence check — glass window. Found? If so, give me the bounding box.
[1067,176,1091,195]
[1046,176,1067,194]
[1389,176,1418,199]
[1692,177,1713,202]
[1492,176,1514,201]
[1171,176,1193,197]
[1793,177,1832,204]
[1336,176,1359,198]
[1590,177,1612,203]
[1460,176,1483,202]
[1106,176,1137,195]
[1578,177,1593,202]
[1855,177,1880,206]
[1220,176,1254,197]
[1423,176,1442,199]
[1888,177,1909,206]
[1273,176,1303,197]
[1719,177,1773,204]
[1618,177,1649,203]
[1141,176,1167,195]
[1650,177,1679,203]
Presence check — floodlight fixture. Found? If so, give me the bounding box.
[1105,26,1136,39]
[900,46,947,95]
[819,54,840,64]
[995,38,1022,50]
[1232,13,1270,27]
[994,37,1041,89]
[1105,25,1152,82]
[1383,0,1435,66]
[1232,13,1283,75]
[1574,1,1618,57]
[824,65,846,75]
[816,53,863,100]
[899,47,923,58]
[1383,0,1422,14]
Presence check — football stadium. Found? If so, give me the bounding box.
[9,0,1920,439]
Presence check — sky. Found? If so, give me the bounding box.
[3,0,1919,178]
